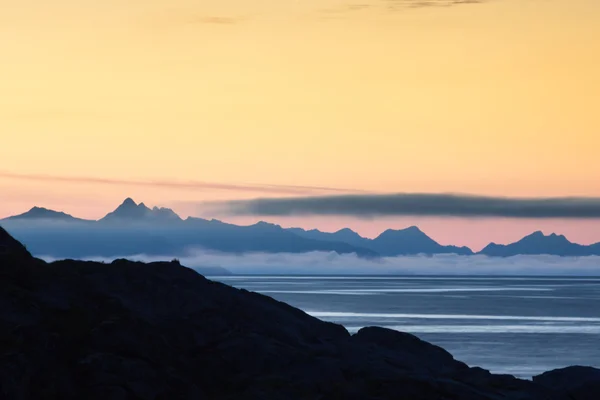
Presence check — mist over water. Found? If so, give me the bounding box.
[41,250,600,276]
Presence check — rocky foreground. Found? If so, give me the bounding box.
[1,227,598,400]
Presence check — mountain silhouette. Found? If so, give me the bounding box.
[287,227,367,248]
[370,226,473,256]
[290,226,473,256]
[479,231,600,257]
[100,198,182,223]
[3,200,600,259]
[4,206,88,223]
[171,218,378,256]
[1,199,376,259]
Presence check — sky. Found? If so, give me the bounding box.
[1,0,599,250]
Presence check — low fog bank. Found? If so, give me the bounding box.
[40,250,600,276]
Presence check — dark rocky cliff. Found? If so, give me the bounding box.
[0,226,597,399]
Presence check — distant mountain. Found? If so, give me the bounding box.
[370,227,473,256]
[289,226,473,256]
[3,200,600,259]
[288,227,367,248]
[170,219,378,257]
[100,198,182,223]
[479,231,600,257]
[3,207,88,223]
[1,199,376,259]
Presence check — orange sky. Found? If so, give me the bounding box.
[1,0,599,248]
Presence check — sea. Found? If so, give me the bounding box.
[214,275,600,379]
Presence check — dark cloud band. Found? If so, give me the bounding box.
[213,193,600,219]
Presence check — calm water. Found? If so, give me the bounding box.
[215,275,600,378]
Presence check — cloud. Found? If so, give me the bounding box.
[145,11,246,32]
[207,193,600,219]
[0,171,359,196]
[41,251,600,276]
[387,0,486,9]
[320,0,485,16]
[187,16,241,25]
[319,3,373,16]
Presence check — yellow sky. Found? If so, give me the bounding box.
[1,0,600,217]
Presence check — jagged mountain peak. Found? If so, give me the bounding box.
[378,226,426,239]
[101,198,181,222]
[521,231,571,243]
[253,221,282,229]
[121,197,137,207]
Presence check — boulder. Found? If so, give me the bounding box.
[534,366,600,400]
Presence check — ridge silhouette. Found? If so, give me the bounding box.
[2,198,599,258]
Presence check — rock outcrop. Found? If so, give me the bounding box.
[0,228,597,399]
[0,226,31,260]
[533,367,600,400]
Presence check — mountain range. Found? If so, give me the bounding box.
[480,231,600,257]
[289,226,473,256]
[1,198,599,259]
